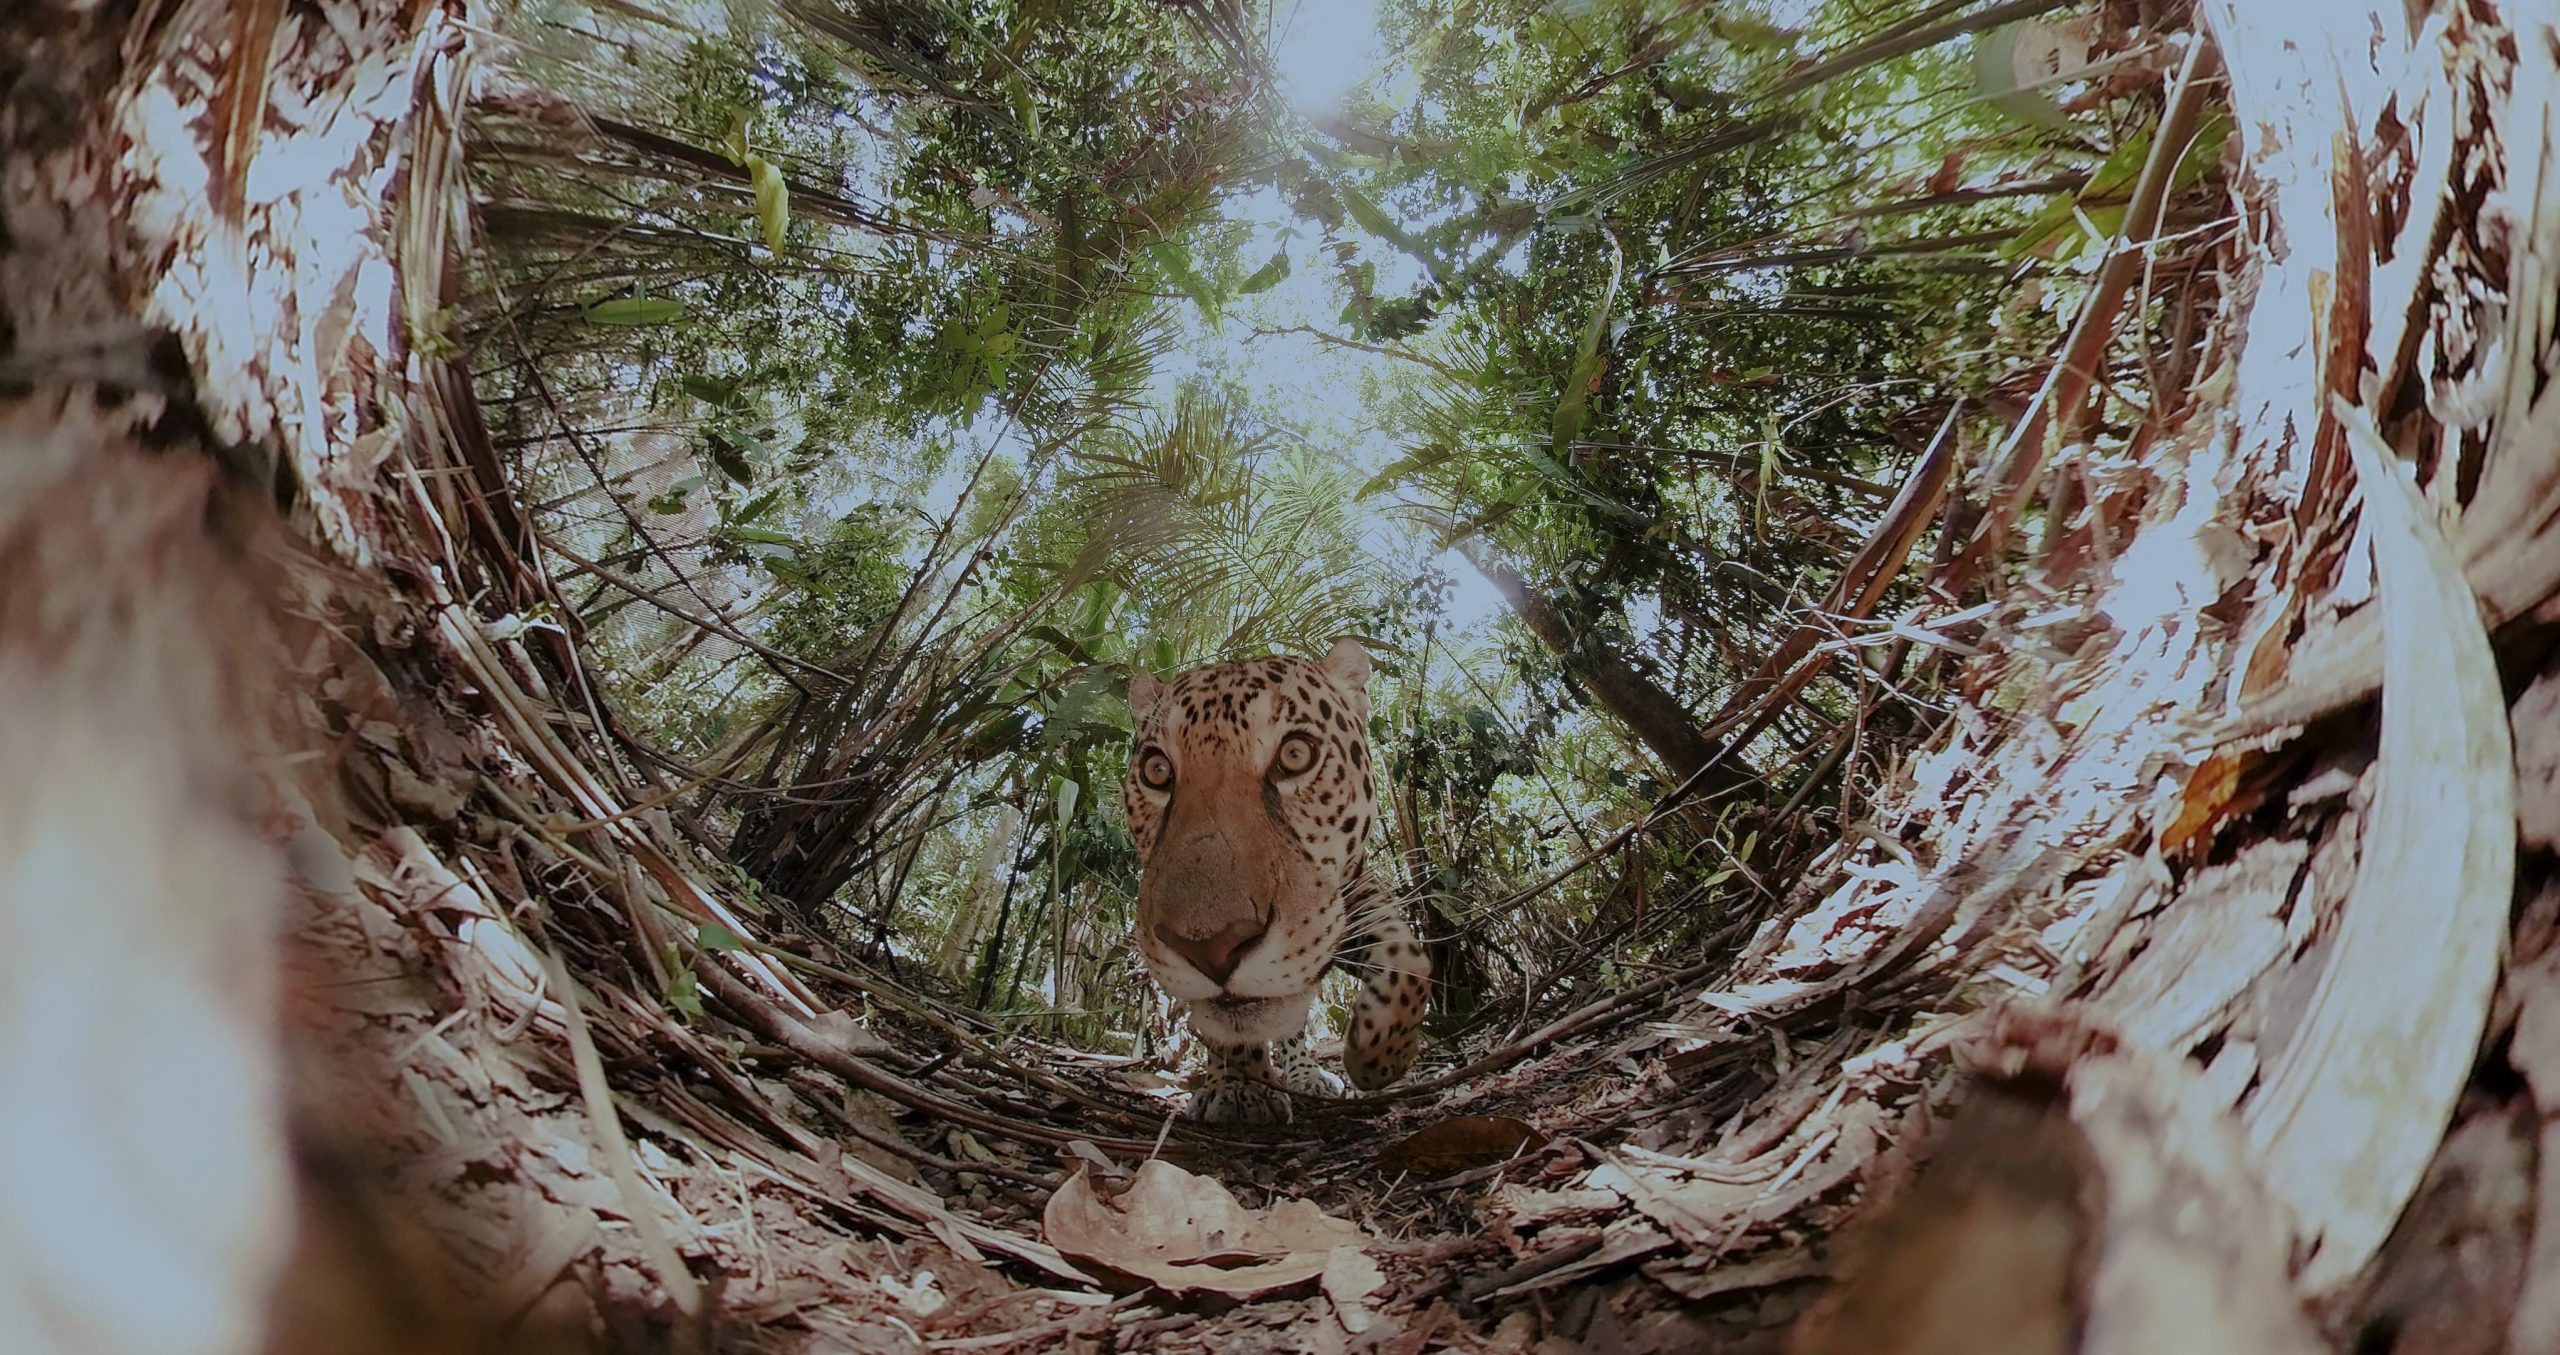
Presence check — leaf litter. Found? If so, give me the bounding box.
[12,0,2560,1353]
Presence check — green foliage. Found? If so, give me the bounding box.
[473,0,2210,1044]
[585,297,688,325]
[761,506,913,659]
[1041,382,1376,663]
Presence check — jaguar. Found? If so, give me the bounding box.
[1124,638,1431,1123]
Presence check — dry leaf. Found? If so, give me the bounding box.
[2158,750,2246,856]
[1491,1184,1621,1228]
[804,1009,892,1057]
[1040,1160,1371,1297]
[2511,667,2560,853]
[1320,1247,1385,1334]
[2093,840,2304,1052]
[1378,1115,1549,1177]
[2505,883,2560,1352]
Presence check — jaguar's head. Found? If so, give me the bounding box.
[1124,639,1377,1047]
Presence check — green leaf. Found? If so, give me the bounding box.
[1236,247,1291,295]
[1975,23,2077,128]
[666,963,703,1017]
[698,922,749,952]
[2015,106,2228,270]
[758,552,816,588]
[1710,12,1796,50]
[1027,625,1102,663]
[585,297,686,326]
[1008,76,1041,136]
[959,710,1036,761]
[1552,231,1625,454]
[2008,124,2160,260]
[2174,109,2233,192]
[1337,182,1399,241]
[1357,444,1458,498]
[705,431,755,485]
[2085,129,2155,199]
[681,372,747,407]
[1146,242,1222,323]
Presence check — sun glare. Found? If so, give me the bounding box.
[1138,11,1516,647]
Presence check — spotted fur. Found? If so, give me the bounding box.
[1125,639,1432,1124]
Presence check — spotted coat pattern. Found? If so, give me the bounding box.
[1125,639,1431,1124]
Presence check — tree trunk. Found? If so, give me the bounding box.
[1459,542,1762,800]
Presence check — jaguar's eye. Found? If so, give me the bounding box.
[1137,748,1175,791]
[1273,732,1318,777]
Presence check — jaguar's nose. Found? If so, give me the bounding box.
[1157,918,1265,986]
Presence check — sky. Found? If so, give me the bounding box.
[889,0,1512,639]
[1142,0,1515,636]
[1269,0,1391,114]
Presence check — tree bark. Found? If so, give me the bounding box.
[1458,542,1761,801]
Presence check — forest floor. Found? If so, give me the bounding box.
[5,1,2557,1354]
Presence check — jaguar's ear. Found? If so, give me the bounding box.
[1128,668,1164,722]
[1320,637,1371,721]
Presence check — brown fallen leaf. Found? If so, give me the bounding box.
[2159,746,2305,859]
[1320,1247,1386,1334]
[2511,667,2560,854]
[2159,749,2246,856]
[1041,1159,1371,1298]
[1378,1115,1550,1177]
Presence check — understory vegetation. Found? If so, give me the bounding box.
[463,0,2209,1059]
